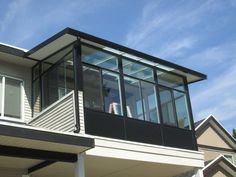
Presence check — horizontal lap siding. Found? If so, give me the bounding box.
[30,93,75,132]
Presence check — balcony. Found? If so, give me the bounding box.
[28,28,206,151]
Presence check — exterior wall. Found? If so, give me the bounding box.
[206,165,233,177]
[0,60,32,123]
[29,91,76,132]
[199,147,236,163]
[197,126,232,149]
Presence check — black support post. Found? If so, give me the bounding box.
[73,38,83,133]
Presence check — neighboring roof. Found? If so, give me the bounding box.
[194,119,205,128]
[203,155,236,177]
[0,42,27,57]
[195,115,236,150]
[25,27,207,84]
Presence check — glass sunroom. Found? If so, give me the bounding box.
[29,28,206,150]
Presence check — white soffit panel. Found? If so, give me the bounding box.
[28,34,77,60]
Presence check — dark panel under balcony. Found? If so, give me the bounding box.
[126,118,162,145]
[84,108,125,140]
[162,125,196,150]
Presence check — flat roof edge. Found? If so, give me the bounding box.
[26,27,207,81]
[0,43,26,57]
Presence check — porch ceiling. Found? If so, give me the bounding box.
[32,155,195,177]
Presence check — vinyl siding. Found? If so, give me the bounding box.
[0,60,32,122]
[78,91,85,134]
[29,91,76,132]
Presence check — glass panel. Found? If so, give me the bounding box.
[33,79,40,117]
[123,59,154,82]
[224,155,234,163]
[174,91,191,129]
[157,70,185,91]
[124,77,144,120]
[159,87,177,126]
[83,66,103,111]
[41,51,74,109]
[141,81,159,123]
[0,76,2,116]
[102,71,123,116]
[82,45,118,71]
[4,78,21,118]
[42,45,73,73]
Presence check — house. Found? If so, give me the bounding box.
[195,115,236,177]
[0,28,207,177]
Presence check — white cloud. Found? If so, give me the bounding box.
[192,61,236,122]
[124,0,219,53]
[0,0,113,47]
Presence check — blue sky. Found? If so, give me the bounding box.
[0,0,235,133]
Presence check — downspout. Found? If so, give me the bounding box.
[73,38,82,133]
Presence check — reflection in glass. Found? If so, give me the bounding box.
[141,81,159,123]
[42,54,74,109]
[82,45,118,71]
[102,71,123,115]
[174,91,191,129]
[123,59,154,82]
[4,78,21,118]
[159,87,177,126]
[124,77,144,120]
[83,66,103,111]
[157,70,185,91]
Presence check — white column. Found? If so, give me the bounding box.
[75,153,85,177]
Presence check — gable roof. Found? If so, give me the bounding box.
[195,115,236,150]
[203,155,236,176]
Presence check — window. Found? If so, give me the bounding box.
[224,155,234,164]
[124,77,159,123]
[124,77,144,120]
[102,71,122,115]
[83,65,123,116]
[0,76,22,119]
[174,91,190,129]
[159,87,176,126]
[83,66,103,111]
[123,59,154,82]
[82,45,118,71]
[32,45,74,111]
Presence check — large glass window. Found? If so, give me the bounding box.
[157,70,185,91]
[83,65,123,116]
[124,77,143,120]
[41,58,74,109]
[174,91,191,129]
[124,77,159,123]
[83,66,103,111]
[0,76,22,119]
[82,45,118,71]
[159,87,177,126]
[141,81,159,123]
[103,71,122,115]
[123,59,154,82]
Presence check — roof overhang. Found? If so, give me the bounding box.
[26,27,207,84]
[0,43,37,67]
